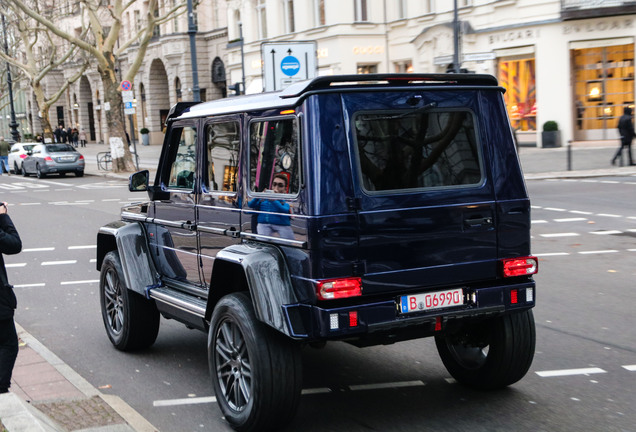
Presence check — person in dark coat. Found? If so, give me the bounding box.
[613,106,636,166]
[54,125,62,143]
[0,201,22,394]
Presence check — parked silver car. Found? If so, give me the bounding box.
[22,143,85,178]
[8,142,37,174]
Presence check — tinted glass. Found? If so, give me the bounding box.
[166,126,197,190]
[46,144,76,152]
[205,121,240,192]
[249,118,299,194]
[354,110,482,192]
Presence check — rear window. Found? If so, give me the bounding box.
[354,110,483,193]
[46,144,76,153]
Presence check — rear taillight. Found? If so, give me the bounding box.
[502,256,538,277]
[79,155,84,160]
[316,277,362,300]
[19,154,26,159]
[44,156,53,162]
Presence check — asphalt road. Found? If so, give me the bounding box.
[2,174,635,432]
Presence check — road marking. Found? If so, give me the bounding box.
[540,233,580,238]
[596,213,621,218]
[19,202,42,206]
[23,247,55,252]
[41,260,77,266]
[68,245,96,250]
[102,198,123,202]
[153,396,217,407]
[569,210,593,215]
[544,207,567,212]
[50,201,90,206]
[554,218,587,222]
[531,220,548,224]
[600,180,619,184]
[578,250,618,255]
[535,252,570,257]
[536,368,606,377]
[302,388,332,395]
[349,380,425,391]
[14,283,45,288]
[590,230,622,235]
[60,280,99,285]
[622,365,636,372]
[5,263,26,268]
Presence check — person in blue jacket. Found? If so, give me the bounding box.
[248,173,294,240]
[0,201,22,394]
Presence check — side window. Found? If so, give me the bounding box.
[249,117,299,194]
[166,125,197,190]
[355,110,482,192]
[204,121,240,192]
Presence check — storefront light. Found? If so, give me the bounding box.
[587,81,602,102]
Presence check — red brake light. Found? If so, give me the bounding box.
[44,156,53,161]
[19,154,27,159]
[502,256,538,277]
[316,277,362,300]
[79,155,84,160]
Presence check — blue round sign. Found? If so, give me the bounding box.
[280,56,301,77]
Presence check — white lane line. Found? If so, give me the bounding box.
[590,230,622,235]
[153,396,217,407]
[578,250,618,255]
[628,249,636,252]
[554,218,587,222]
[23,247,55,252]
[102,198,123,202]
[581,179,599,183]
[544,207,567,212]
[531,220,548,224]
[6,263,27,268]
[596,213,621,218]
[68,245,97,250]
[531,205,542,209]
[19,202,41,206]
[302,388,332,395]
[536,368,606,377]
[535,252,570,257]
[41,260,77,266]
[76,200,95,203]
[569,210,593,215]
[627,229,636,233]
[540,233,580,238]
[628,216,636,220]
[622,365,636,372]
[600,180,620,184]
[349,381,425,391]
[89,259,97,263]
[14,283,46,288]
[60,280,99,285]
[50,201,90,206]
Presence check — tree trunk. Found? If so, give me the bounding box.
[101,69,136,173]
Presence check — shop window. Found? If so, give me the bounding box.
[572,44,634,131]
[498,58,536,132]
[358,64,378,74]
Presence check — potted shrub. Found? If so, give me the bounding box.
[140,127,150,146]
[541,121,561,148]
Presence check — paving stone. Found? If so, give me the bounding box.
[33,396,126,432]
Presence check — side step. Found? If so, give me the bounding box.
[149,286,206,318]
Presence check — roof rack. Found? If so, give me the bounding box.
[280,73,498,98]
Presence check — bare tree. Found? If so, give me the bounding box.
[10,0,187,172]
[0,7,89,142]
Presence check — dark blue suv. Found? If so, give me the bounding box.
[97,74,538,432]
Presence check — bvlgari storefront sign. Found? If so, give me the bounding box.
[489,29,539,45]
[563,19,633,35]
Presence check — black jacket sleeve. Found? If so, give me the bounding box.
[0,214,22,255]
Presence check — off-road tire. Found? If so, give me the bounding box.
[99,251,160,351]
[209,292,302,432]
[435,309,535,390]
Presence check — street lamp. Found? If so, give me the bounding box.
[187,0,200,102]
[1,14,19,142]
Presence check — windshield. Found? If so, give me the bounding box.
[46,144,76,153]
[354,109,483,192]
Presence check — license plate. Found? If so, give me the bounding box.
[399,288,464,314]
[58,156,74,162]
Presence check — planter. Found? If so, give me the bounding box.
[141,133,149,146]
[541,130,561,148]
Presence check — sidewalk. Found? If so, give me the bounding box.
[2,138,636,432]
[0,324,157,432]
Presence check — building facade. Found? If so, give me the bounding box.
[24,0,636,147]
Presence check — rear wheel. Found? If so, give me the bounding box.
[435,309,535,390]
[75,170,84,177]
[21,165,28,177]
[209,292,302,432]
[99,251,160,351]
[13,162,18,174]
[36,164,45,179]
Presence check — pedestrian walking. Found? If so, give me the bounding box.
[79,129,87,147]
[54,125,62,143]
[612,106,636,166]
[0,137,11,176]
[72,128,79,147]
[0,201,22,394]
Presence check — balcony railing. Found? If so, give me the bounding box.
[561,0,636,19]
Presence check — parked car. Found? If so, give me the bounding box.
[97,74,538,432]
[8,142,37,174]
[22,143,85,178]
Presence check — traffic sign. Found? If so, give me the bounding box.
[120,80,132,91]
[262,42,317,92]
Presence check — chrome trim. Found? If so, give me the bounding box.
[121,213,149,223]
[197,225,230,235]
[153,218,189,229]
[150,288,206,317]
[241,232,307,248]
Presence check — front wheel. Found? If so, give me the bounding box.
[99,251,160,351]
[209,292,302,432]
[21,164,28,177]
[435,309,535,390]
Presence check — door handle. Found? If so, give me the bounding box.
[464,216,493,228]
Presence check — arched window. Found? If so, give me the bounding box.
[176,77,182,102]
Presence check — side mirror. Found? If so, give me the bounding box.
[26,150,33,156]
[129,170,149,192]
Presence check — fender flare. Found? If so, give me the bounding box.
[211,242,299,336]
[97,221,159,297]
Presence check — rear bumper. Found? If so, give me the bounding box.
[282,280,535,341]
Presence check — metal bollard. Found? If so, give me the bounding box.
[567,140,572,171]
